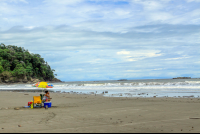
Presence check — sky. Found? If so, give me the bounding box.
[0,0,200,81]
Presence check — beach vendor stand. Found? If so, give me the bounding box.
[27,82,53,109]
[28,94,51,109]
[27,82,48,108]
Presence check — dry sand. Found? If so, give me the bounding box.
[0,91,200,133]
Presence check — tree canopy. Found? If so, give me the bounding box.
[0,43,56,82]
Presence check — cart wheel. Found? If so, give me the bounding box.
[45,105,48,109]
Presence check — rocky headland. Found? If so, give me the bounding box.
[0,76,62,85]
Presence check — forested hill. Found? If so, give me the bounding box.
[0,43,61,83]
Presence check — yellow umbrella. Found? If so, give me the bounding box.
[38,82,48,88]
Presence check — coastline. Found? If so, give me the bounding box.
[0,91,200,133]
[0,90,198,99]
[0,76,63,85]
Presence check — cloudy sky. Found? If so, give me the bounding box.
[0,0,200,81]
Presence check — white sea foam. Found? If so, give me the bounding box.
[50,81,200,87]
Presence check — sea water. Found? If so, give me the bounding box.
[0,79,200,98]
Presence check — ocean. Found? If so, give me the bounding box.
[0,78,200,98]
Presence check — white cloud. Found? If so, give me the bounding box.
[0,0,28,3]
[117,50,162,62]
[43,0,83,5]
[114,8,130,16]
[127,59,137,61]
[117,51,130,55]
[148,12,173,21]
[146,53,162,57]
[126,70,141,72]
[169,8,200,24]
[88,59,102,64]
[24,26,35,29]
[190,9,200,17]
[135,0,164,11]
[19,0,28,3]
[0,0,199,32]
[152,68,166,71]
[164,56,191,60]
[74,68,84,71]
[186,0,200,2]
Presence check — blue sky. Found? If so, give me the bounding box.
[0,0,200,81]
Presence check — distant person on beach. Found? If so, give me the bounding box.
[43,90,51,102]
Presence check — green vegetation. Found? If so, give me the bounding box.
[0,43,57,82]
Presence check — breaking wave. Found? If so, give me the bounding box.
[53,81,200,87]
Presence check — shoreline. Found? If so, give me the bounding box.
[0,90,198,99]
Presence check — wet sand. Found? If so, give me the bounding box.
[0,91,200,133]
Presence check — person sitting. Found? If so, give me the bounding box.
[43,90,52,102]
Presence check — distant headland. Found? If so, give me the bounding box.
[117,79,128,81]
[0,43,62,84]
[172,77,191,79]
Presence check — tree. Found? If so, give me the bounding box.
[0,71,12,81]
[26,63,33,76]
[0,43,58,81]
[0,65,4,74]
[1,59,11,71]
[0,43,6,49]
[12,63,27,78]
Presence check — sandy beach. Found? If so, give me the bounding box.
[0,91,200,133]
